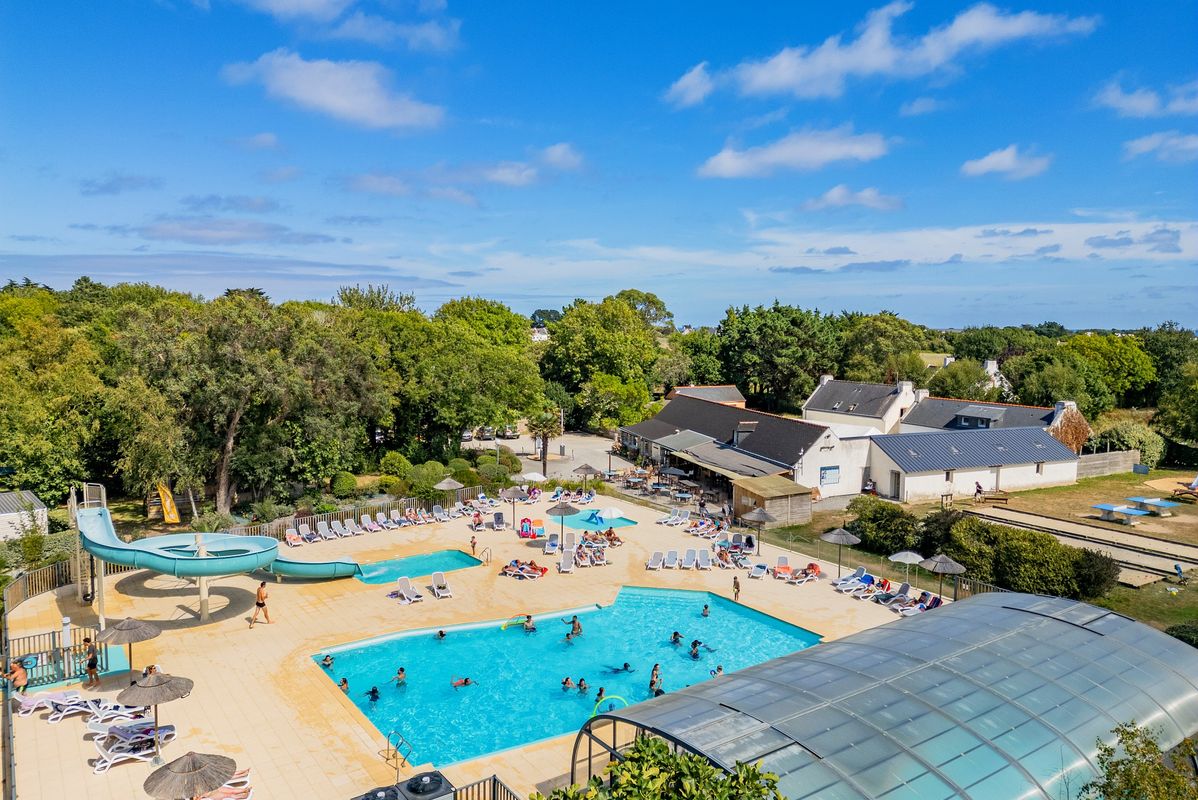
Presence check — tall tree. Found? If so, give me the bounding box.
[335,283,416,312]
[1061,333,1156,405]
[541,298,659,393]
[613,288,674,332]
[717,302,838,411]
[840,312,945,382]
[1155,361,1198,446]
[674,328,724,384]
[434,296,530,348]
[1139,321,1198,404]
[1079,722,1198,799]
[926,359,998,401]
[526,408,563,477]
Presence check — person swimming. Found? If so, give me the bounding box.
[561,676,575,690]
[523,615,537,632]
[452,677,473,689]
[605,662,634,673]
[366,686,380,702]
[320,654,334,668]
[577,678,588,694]
[435,630,447,640]
[710,665,724,677]
[564,632,574,644]
[670,631,682,645]
[701,604,710,617]
[391,667,406,686]
[338,678,349,694]
[595,687,606,704]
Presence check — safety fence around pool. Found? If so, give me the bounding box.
[452,774,523,800]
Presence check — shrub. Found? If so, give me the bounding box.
[1165,622,1198,649]
[250,499,294,523]
[313,501,339,514]
[379,475,410,497]
[917,509,963,556]
[944,517,998,584]
[478,463,512,485]
[1073,548,1120,599]
[379,451,413,480]
[1087,420,1166,467]
[452,468,480,487]
[992,530,1078,598]
[330,471,358,498]
[447,458,472,474]
[845,496,918,554]
[190,512,236,533]
[409,461,449,493]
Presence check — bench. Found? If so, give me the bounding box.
[1092,503,1151,525]
[977,491,1009,505]
[1125,497,1182,517]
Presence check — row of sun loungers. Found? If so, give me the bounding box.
[385,573,453,603]
[286,506,466,546]
[644,548,714,570]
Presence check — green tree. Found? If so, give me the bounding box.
[1089,421,1166,467]
[717,302,838,411]
[533,736,783,800]
[926,359,997,401]
[674,328,724,384]
[434,296,530,348]
[840,312,943,382]
[531,308,563,327]
[613,288,674,331]
[541,298,659,393]
[526,408,563,477]
[1139,321,1198,404]
[576,373,654,430]
[1155,361,1198,446]
[652,346,691,391]
[334,283,416,312]
[1009,350,1114,418]
[1061,334,1156,404]
[1079,722,1198,799]
[846,496,919,554]
[883,351,931,387]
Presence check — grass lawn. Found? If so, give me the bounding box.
[1093,580,1197,631]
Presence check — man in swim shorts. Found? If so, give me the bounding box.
[523,615,536,632]
[567,615,583,636]
[391,667,406,685]
[82,637,100,689]
[249,581,270,627]
[452,677,473,689]
[701,604,710,617]
[710,665,724,677]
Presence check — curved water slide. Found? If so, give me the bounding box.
[77,507,360,579]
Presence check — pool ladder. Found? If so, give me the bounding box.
[479,547,492,564]
[381,730,413,781]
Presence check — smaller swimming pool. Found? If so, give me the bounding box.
[356,549,482,584]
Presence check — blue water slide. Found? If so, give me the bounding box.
[267,556,361,579]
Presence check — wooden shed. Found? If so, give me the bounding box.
[731,475,812,528]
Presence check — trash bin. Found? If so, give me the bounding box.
[559,445,566,456]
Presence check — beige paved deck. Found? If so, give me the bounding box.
[9,498,901,799]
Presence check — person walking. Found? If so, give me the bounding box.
[82,637,100,689]
[732,575,741,603]
[250,581,271,627]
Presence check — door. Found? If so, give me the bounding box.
[889,470,901,499]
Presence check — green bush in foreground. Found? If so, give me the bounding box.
[533,737,782,800]
[1165,621,1198,649]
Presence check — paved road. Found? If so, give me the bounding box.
[464,431,634,479]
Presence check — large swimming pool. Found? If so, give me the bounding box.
[314,586,821,765]
[355,549,482,584]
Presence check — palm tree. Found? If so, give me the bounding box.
[526,408,563,477]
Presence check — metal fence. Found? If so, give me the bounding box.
[951,575,1011,602]
[453,775,523,800]
[1,612,14,800]
[6,624,108,688]
[2,558,137,614]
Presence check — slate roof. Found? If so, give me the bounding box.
[902,397,1056,430]
[655,429,715,452]
[804,380,904,418]
[667,385,746,404]
[677,441,789,477]
[624,395,827,467]
[0,490,46,516]
[872,428,1077,473]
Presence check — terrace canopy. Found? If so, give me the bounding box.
[570,593,1198,800]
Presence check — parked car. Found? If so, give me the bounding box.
[477,426,496,440]
[499,425,519,439]
[461,429,474,442]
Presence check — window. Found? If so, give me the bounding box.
[820,466,840,486]
[1036,462,1045,475]
[945,470,955,482]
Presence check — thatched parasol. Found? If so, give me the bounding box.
[97,617,162,686]
[117,672,193,764]
[819,527,861,579]
[144,751,236,799]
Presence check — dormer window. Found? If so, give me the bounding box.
[831,401,841,410]
[847,403,857,412]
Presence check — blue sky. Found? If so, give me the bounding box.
[2,1,1196,327]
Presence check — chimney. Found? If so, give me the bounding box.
[983,359,999,375]
[896,380,914,395]
[819,374,833,387]
[733,421,758,447]
[943,356,955,367]
[914,388,930,403]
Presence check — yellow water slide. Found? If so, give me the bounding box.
[157,482,180,524]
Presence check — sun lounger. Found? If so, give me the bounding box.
[646,551,664,570]
[361,514,382,533]
[697,550,712,570]
[680,548,697,570]
[391,576,424,604]
[873,582,910,605]
[575,549,592,567]
[773,556,792,580]
[657,509,680,525]
[316,521,337,541]
[85,719,174,742]
[92,730,174,774]
[577,491,595,504]
[788,565,821,585]
[729,533,744,551]
[330,520,352,537]
[666,510,690,527]
[558,548,575,573]
[432,505,451,522]
[491,512,506,531]
[563,532,577,552]
[830,566,866,588]
[547,487,563,502]
[344,518,365,535]
[748,563,768,579]
[591,549,609,566]
[298,523,320,542]
[284,528,304,547]
[377,512,399,530]
[450,502,467,518]
[1092,503,1151,524]
[431,571,453,599]
[14,690,79,717]
[543,534,560,555]
[417,509,434,524]
[48,697,146,725]
[838,574,874,593]
[478,493,500,507]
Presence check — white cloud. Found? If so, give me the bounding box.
[222,49,443,130]
[803,184,903,211]
[483,161,539,186]
[426,186,479,206]
[1123,130,1198,163]
[181,194,280,213]
[698,126,888,178]
[540,143,583,171]
[1094,78,1198,117]
[236,0,354,22]
[960,144,1051,179]
[726,2,1097,100]
[328,12,462,52]
[260,166,302,183]
[234,132,280,150]
[133,216,335,245]
[899,96,942,116]
[664,61,715,108]
[345,172,411,196]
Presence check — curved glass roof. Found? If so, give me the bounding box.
[585,593,1198,799]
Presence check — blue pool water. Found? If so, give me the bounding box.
[355,549,482,584]
[314,586,821,765]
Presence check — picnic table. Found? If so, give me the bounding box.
[1092,503,1150,525]
[673,491,693,502]
[1126,497,1182,517]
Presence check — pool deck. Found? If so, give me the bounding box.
[8,497,899,799]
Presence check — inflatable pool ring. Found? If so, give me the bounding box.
[592,695,628,716]
[500,614,528,630]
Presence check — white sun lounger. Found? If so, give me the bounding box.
[493,512,507,531]
[92,729,175,774]
[392,509,411,527]
[591,549,609,566]
[15,690,79,717]
[663,549,680,569]
[697,550,712,570]
[666,510,690,527]
[748,563,768,579]
[330,520,353,537]
[394,576,424,604]
[85,719,174,742]
[344,518,365,535]
[298,523,319,542]
[563,532,577,551]
[315,521,337,540]
[377,512,399,530]
[361,514,381,532]
[657,510,679,525]
[543,534,560,555]
[681,548,697,570]
[432,505,451,523]
[284,528,304,547]
[48,698,147,725]
[575,549,592,567]
[830,566,866,588]
[431,571,453,599]
[558,548,575,573]
[646,550,664,570]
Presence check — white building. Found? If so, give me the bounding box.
[867,428,1079,502]
[801,376,916,434]
[0,490,48,540]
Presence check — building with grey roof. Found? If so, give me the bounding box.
[802,376,917,433]
[570,592,1198,800]
[665,384,746,406]
[0,490,48,540]
[900,394,1075,434]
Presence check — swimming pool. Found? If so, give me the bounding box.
[355,549,482,584]
[314,586,821,765]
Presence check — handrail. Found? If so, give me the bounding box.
[381,729,413,783]
[478,547,492,565]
